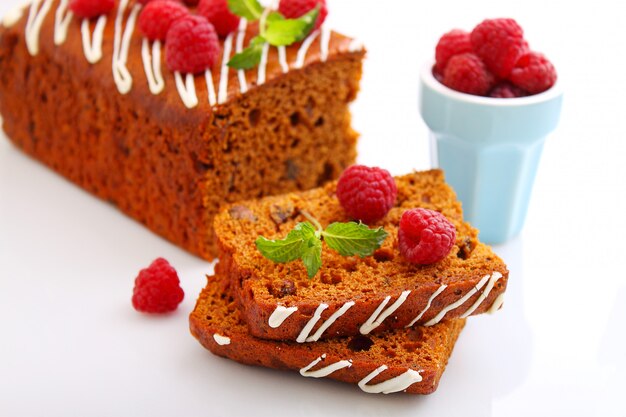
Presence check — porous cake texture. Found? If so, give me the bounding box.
[214,170,509,341]
[0,0,364,259]
[190,271,465,395]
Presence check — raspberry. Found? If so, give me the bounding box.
[336,165,397,224]
[69,0,114,19]
[443,53,495,96]
[434,29,472,74]
[489,82,527,98]
[509,52,557,94]
[132,258,184,314]
[198,0,240,38]
[138,0,189,42]
[470,18,528,78]
[137,0,183,4]
[182,0,199,5]
[165,15,221,74]
[398,209,456,265]
[278,0,328,30]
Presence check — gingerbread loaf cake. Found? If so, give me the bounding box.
[214,170,509,341]
[0,0,364,260]
[190,270,466,395]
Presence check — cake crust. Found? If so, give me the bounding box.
[189,273,466,395]
[214,170,509,341]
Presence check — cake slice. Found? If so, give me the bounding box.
[0,0,364,260]
[189,271,466,395]
[214,170,508,341]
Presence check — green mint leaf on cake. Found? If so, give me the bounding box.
[228,36,266,70]
[227,0,263,21]
[263,6,320,46]
[322,222,388,258]
[256,214,387,278]
[301,238,323,278]
[255,221,316,263]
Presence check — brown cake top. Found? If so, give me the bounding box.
[214,170,509,305]
[0,0,363,117]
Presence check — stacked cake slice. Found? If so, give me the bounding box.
[190,169,509,394]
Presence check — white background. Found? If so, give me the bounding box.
[1,0,625,416]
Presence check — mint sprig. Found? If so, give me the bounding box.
[227,36,266,70]
[323,222,388,258]
[227,0,263,21]
[227,1,320,70]
[255,215,388,278]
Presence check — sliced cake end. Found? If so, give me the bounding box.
[189,273,465,395]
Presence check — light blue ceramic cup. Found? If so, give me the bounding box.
[419,61,563,244]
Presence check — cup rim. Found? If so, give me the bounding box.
[421,60,563,107]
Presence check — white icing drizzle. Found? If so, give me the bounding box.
[360,290,411,335]
[256,42,270,86]
[348,38,364,52]
[424,274,491,326]
[358,366,423,394]
[460,272,503,318]
[297,301,355,343]
[488,292,505,314]
[3,2,29,28]
[277,46,288,73]
[213,334,231,346]
[319,26,331,62]
[405,285,448,328]
[53,0,72,46]
[218,32,234,104]
[268,305,298,328]
[294,29,319,69]
[174,72,198,109]
[300,354,352,378]
[204,69,217,106]
[141,38,164,95]
[80,16,106,64]
[25,0,53,56]
[112,0,140,95]
[235,19,248,94]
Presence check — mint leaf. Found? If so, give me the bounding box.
[296,6,320,41]
[296,221,319,242]
[322,222,388,258]
[266,11,285,23]
[255,222,311,263]
[263,6,320,46]
[228,36,266,70]
[301,238,322,278]
[227,0,263,21]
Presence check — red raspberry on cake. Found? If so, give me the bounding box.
[398,208,456,265]
[137,0,183,4]
[470,18,528,78]
[336,165,397,224]
[138,0,189,42]
[198,0,241,38]
[510,52,557,94]
[132,258,184,314]
[434,29,472,74]
[166,15,221,74]
[279,0,328,30]
[69,0,115,19]
[443,53,495,96]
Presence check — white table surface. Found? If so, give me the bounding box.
[1,1,625,416]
